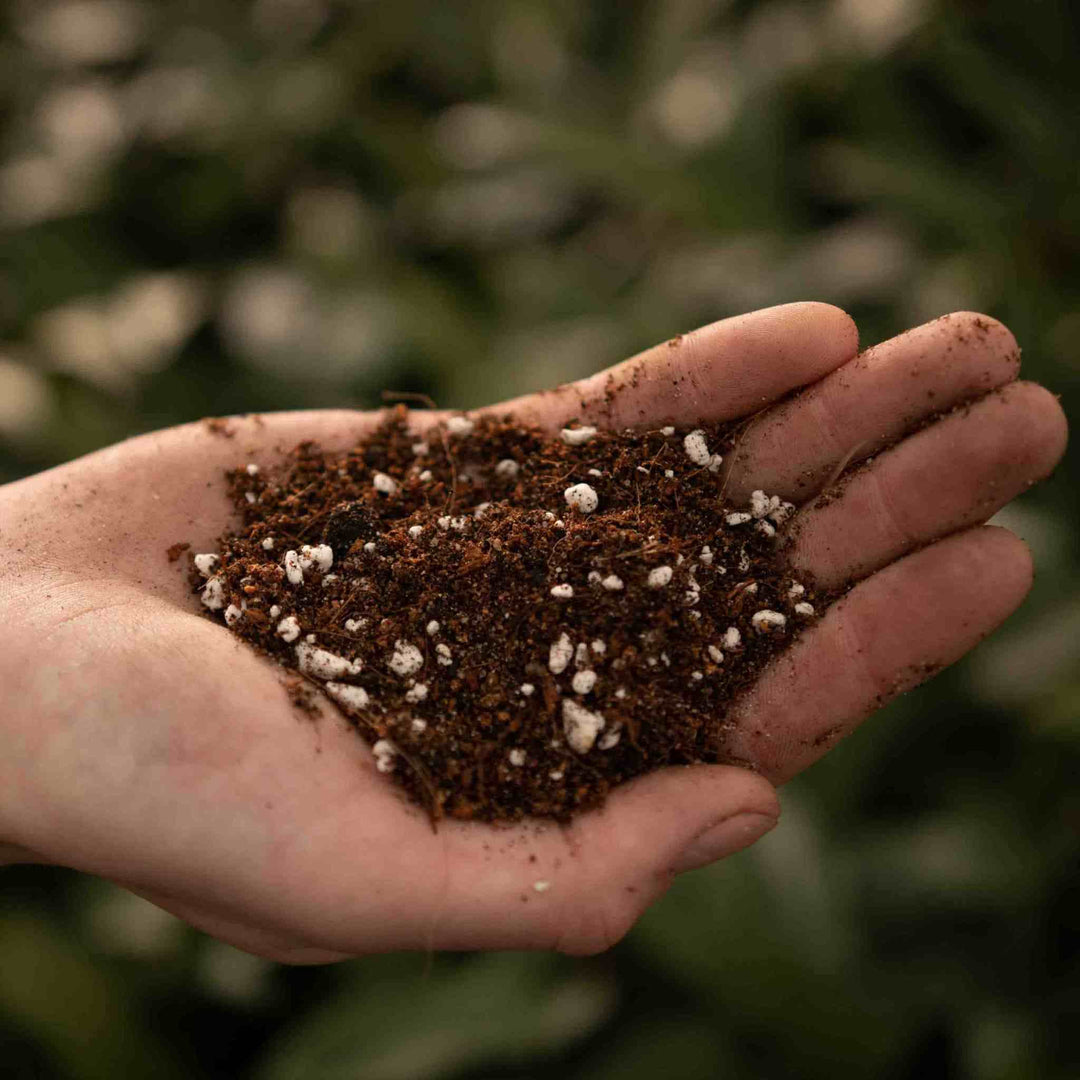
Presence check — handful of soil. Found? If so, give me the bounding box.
[190,408,823,823]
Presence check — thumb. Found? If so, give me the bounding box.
[533,763,779,955]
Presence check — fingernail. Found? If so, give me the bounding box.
[673,812,778,874]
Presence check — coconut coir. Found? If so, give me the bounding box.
[189,408,823,824]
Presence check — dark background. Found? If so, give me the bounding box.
[1,1,1077,1077]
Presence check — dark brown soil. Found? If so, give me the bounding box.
[189,407,825,823]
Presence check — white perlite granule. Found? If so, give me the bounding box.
[560,425,597,446]
[325,682,370,710]
[794,602,815,617]
[563,483,599,514]
[224,604,242,626]
[725,512,752,526]
[426,620,440,635]
[436,643,453,666]
[508,749,526,767]
[344,618,365,632]
[372,471,398,496]
[194,553,219,577]
[707,644,723,663]
[550,583,574,600]
[299,543,333,572]
[418,469,433,482]
[548,633,573,674]
[723,626,742,650]
[683,429,711,466]
[788,582,806,598]
[562,699,605,753]
[410,717,427,734]
[494,457,519,478]
[372,739,397,773]
[388,640,424,676]
[751,610,787,633]
[519,682,535,696]
[408,525,424,539]
[297,643,362,679]
[601,574,624,591]
[276,615,301,642]
[411,441,429,456]
[661,426,675,436]
[245,463,259,476]
[446,415,474,436]
[597,723,622,750]
[201,577,225,610]
[261,536,275,550]
[284,550,303,584]
[647,565,673,588]
[571,669,597,695]
[405,682,429,702]
[269,604,281,618]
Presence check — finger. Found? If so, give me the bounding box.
[722,526,1033,784]
[723,311,1021,504]
[482,301,858,430]
[430,764,779,956]
[788,381,1068,589]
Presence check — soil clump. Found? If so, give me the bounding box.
[190,408,824,823]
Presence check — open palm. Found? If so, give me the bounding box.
[0,303,1066,963]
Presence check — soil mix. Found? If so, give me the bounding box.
[190,407,824,823]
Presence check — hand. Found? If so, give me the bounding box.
[0,303,1066,962]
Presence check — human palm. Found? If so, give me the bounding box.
[0,303,1066,963]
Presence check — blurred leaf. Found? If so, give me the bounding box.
[257,951,615,1080]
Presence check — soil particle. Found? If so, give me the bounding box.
[190,407,829,824]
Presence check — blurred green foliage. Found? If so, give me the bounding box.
[0,1,1077,1077]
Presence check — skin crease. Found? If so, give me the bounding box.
[0,303,1068,964]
